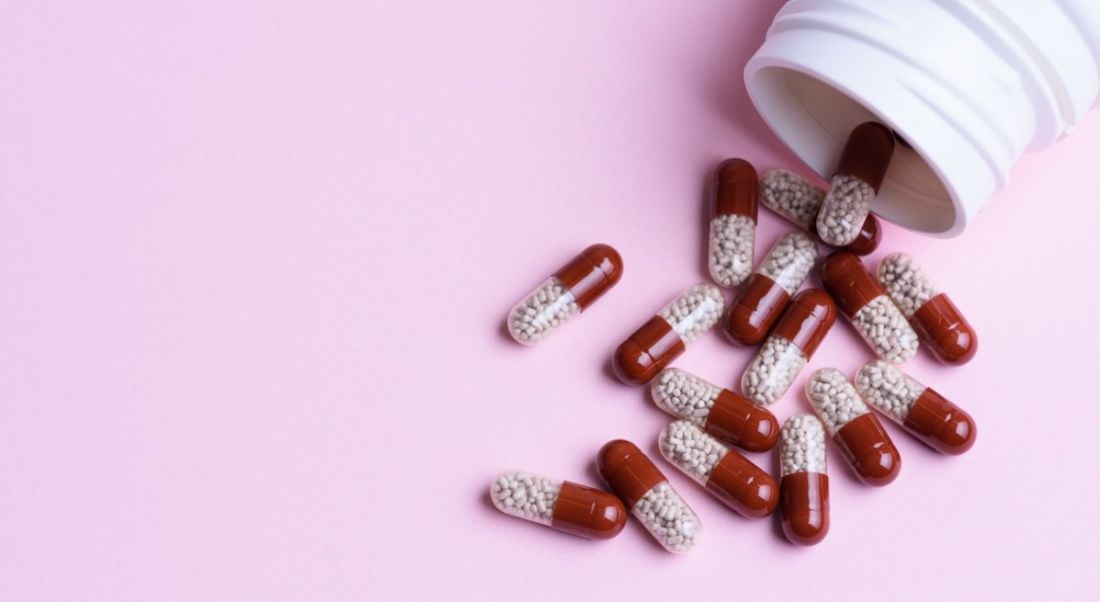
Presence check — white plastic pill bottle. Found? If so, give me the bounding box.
[744,0,1100,237]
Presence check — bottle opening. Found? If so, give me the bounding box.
[748,65,958,236]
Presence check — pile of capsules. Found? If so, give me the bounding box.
[493,122,977,550]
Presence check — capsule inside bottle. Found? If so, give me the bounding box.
[856,360,976,454]
[490,470,627,539]
[613,283,725,385]
[650,368,779,452]
[507,244,623,345]
[816,122,895,247]
[759,168,881,255]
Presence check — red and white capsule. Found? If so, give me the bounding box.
[598,440,702,553]
[855,360,976,455]
[507,244,623,344]
[659,420,778,518]
[816,122,895,246]
[805,368,901,486]
[724,231,818,346]
[877,252,978,365]
[740,289,836,405]
[490,470,627,539]
[650,368,779,452]
[708,159,758,288]
[779,414,829,546]
[613,283,725,385]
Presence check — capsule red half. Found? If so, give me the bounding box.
[877,252,978,365]
[613,283,725,385]
[507,244,623,345]
[856,360,976,454]
[490,471,626,539]
[651,368,779,452]
[724,232,817,346]
[779,414,830,546]
[659,421,778,518]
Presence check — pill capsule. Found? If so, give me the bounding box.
[708,159,758,288]
[490,470,627,539]
[815,122,895,247]
[877,252,978,365]
[650,368,779,452]
[659,420,778,518]
[759,168,881,255]
[855,360,976,454]
[507,244,624,345]
[820,251,919,364]
[805,368,901,486]
[724,232,818,346]
[741,289,836,405]
[597,439,702,553]
[779,414,829,546]
[613,283,725,385]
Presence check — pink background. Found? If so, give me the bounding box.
[2,1,1099,600]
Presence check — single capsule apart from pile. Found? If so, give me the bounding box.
[659,420,778,518]
[507,244,623,344]
[815,122,895,246]
[597,440,702,553]
[779,414,830,546]
[613,283,725,385]
[856,360,976,454]
[741,289,836,405]
[820,251,919,364]
[490,470,627,539]
[708,159,758,288]
[759,168,882,255]
[651,368,779,452]
[877,252,978,365]
[724,231,818,346]
[805,368,901,486]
